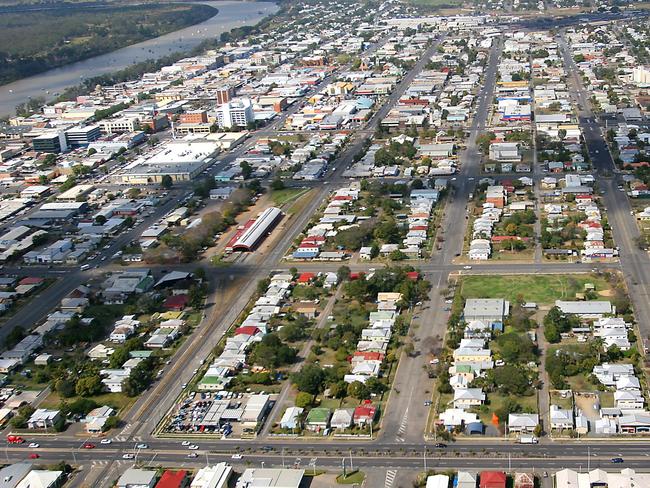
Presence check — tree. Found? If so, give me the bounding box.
[240,160,253,179]
[160,175,173,189]
[411,178,424,190]
[337,266,351,282]
[295,392,314,408]
[292,364,326,395]
[270,178,285,191]
[103,415,120,431]
[347,381,370,400]
[95,215,107,225]
[4,326,26,349]
[55,379,76,398]
[75,376,103,397]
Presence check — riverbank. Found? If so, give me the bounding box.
[0,0,279,116]
[0,3,218,86]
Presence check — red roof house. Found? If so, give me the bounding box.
[406,271,419,281]
[235,326,261,337]
[353,405,377,425]
[297,272,316,284]
[480,471,507,488]
[513,472,534,488]
[18,277,44,286]
[352,351,385,362]
[156,470,188,488]
[163,294,189,311]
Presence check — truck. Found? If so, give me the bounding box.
[7,435,24,444]
[518,435,538,444]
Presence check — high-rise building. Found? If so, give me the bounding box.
[216,98,255,129]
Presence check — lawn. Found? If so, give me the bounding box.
[460,274,611,305]
[40,391,136,414]
[271,188,311,206]
[336,471,366,485]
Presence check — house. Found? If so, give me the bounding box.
[513,473,534,488]
[305,408,330,432]
[508,413,538,433]
[279,407,303,430]
[155,470,188,488]
[27,409,61,429]
[426,474,450,488]
[453,388,485,408]
[353,405,377,425]
[117,468,157,488]
[550,405,574,430]
[163,294,189,311]
[456,472,478,488]
[479,471,506,488]
[330,408,353,430]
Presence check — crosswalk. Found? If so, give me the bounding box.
[396,408,408,442]
[385,470,397,488]
[112,435,142,443]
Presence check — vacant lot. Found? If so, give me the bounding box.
[460,274,611,305]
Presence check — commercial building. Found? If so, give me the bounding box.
[216,98,255,128]
[117,468,157,488]
[32,131,67,153]
[235,469,304,488]
[190,464,232,488]
[65,125,102,147]
[226,207,283,252]
[115,141,219,184]
[463,299,510,323]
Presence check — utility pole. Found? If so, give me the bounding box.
[423,447,427,472]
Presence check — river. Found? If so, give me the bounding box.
[0,0,279,116]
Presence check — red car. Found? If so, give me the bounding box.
[83,443,96,449]
[29,453,39,459]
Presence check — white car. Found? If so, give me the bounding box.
[122,454,135,459]
[231,454,243,459]
[136,444,149,449]
[188,445,200,450]
[187,453,198,458]
[28,443,39,448]
[100,439,112,445]
[181,441,191,446]
[463,265,472,270]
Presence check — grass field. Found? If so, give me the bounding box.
[336,471,366,484]
[271,188,312,207]
[459,274,611,305]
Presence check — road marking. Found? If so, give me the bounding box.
[385,470,397,488]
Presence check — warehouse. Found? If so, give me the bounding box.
[227,207,283,252]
